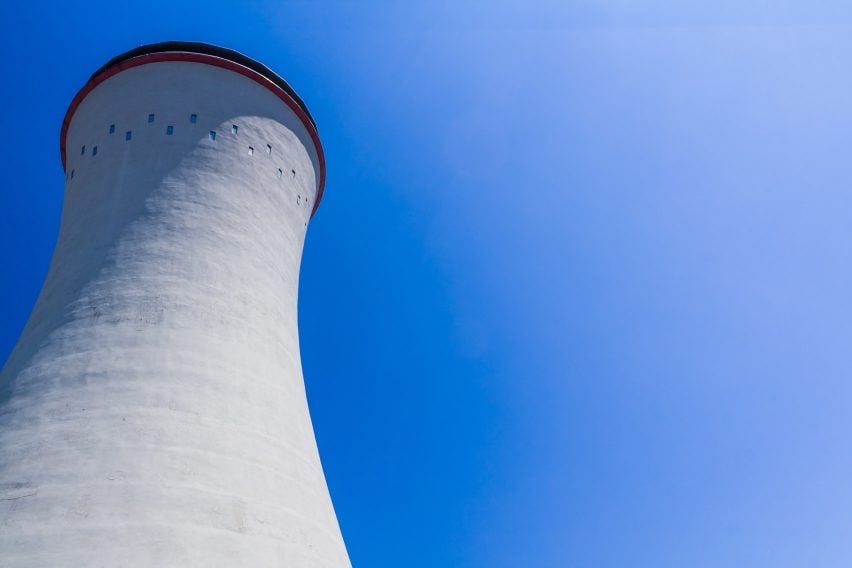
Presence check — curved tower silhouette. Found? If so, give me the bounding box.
[0,42,350,567]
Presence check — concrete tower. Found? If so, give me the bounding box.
[0,42,350,566]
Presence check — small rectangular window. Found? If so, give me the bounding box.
[166,125,174,135]
[148,113,155,123]
[232,125,238,134]
[266,144,272,155]
[248,146,254,156]
[190,114,197,124]
[81,145,86,155]
[291,169,296,177]
[109,124,115,134]
[126,131,132,141]
[209,131,216,141]
[277,168,283,179]
[92,146,98,156]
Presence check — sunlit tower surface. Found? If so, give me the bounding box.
[0,42,350,567]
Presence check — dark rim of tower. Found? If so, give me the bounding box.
[94,41,317,130]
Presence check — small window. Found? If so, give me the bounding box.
[190,114,197,124]
[297,195,301,205]
[81,145,86,155]
[209,131,216,141]
[166,125,174,135]
[248,146,254,156]
[109,124,115,134]
[148,113,155,123]
[126,131,132,141]
[232,124,238,134]
[70,169,75,180]
[92,146,98,156]
[277,168,283,179]
[266,144,272,155]
[291,169,296,177]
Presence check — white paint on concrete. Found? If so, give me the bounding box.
[0,60,350,567]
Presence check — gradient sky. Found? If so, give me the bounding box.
[2,2,852,566]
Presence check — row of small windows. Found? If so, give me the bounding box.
[236,143,274,157]
[80,115,280,154]
[82,130,287,161]
[79,114,198,150]
[71,113,307,205]
[147,113,198,123]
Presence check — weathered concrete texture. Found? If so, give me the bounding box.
[0,60,350,566]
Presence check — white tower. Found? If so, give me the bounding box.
[0,42,350,567]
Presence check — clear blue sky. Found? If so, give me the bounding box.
[2,2,852,566]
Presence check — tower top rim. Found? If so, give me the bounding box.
[93,42,318,130]
[60,41,326,217]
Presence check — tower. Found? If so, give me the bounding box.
[0,42,350,566]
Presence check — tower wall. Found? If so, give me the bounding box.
[0,54,349,567]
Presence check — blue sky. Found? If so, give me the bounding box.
[2,2,852,566]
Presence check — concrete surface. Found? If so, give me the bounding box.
[0,59,350,567]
